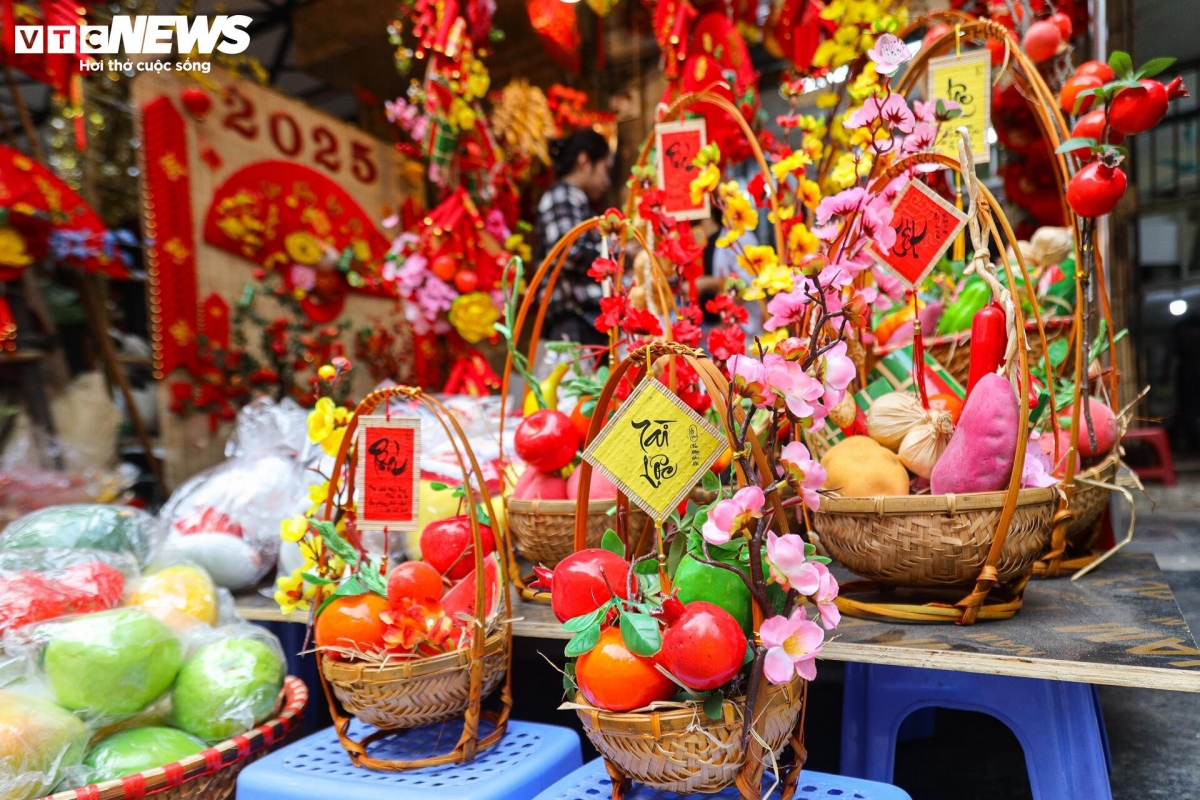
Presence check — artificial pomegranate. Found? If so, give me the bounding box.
[1069,110,1124,159]
[535,548,630,623]
[514,409,581,472]
[1074,60,1116,83]
[1022,20,1062,63]
[420,515,497,580]
[1048,12,1072,40]
[660,601,747,691]
[1060,75,1103,115]
[1067,159,1127,218]
[1108,77,1189,135]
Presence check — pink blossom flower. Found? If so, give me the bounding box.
[765,354,825,419]
[779,442,826,511]
[484,208,511,241]
[877,94,916,134]
[767,531,821,595]
[815,188,867,228]
[868,33,912,76]
[812,562,841,630]
[764,289,809,332]
[761,608,825,684]
[913,100,937,123]
[902,121,939,155]
[872,265,905,301]
[859,197,897,254]
[818,341,857,399]
[881,175,908,204]
[728,355,771,408]
[702,486,766,546]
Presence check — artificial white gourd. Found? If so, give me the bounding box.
[897,410,955,479]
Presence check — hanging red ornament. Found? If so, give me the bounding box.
[526,0,582,73]
[765,0,830,74]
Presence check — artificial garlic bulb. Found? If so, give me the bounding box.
[1030,226,1073,267]
[898,410,956,479]
[866,392,927,451]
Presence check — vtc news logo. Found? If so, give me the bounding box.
[14,15,251,55]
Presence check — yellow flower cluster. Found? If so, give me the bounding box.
[689,163,721,205]
[449,291,501,343]
[716,181,758,248]
[308,397,349,457]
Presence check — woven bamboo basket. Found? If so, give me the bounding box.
[313,386,514,771]
[814,487,1056,588]
[1064,451,1121,546]
[321,630,508,730]
[575,677,806,795]
[507,499,651,569]
[42,677,307,800]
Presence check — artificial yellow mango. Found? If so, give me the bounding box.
[820,436,910,497]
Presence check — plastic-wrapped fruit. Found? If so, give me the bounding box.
[81,727,206,784]
[0,505,159,566]
[171,634,286,742]
[660,601,747,691]
[129,564,219,627]
[0,690,90,800]
[41,608,182,720]
[575,627,674,711]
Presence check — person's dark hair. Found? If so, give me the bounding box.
[550,129,610,179]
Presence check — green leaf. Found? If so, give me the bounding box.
[1136,57,1175,79]
[562,661,577,693]
[430,481,449,491]
[1055,137,1097,155]
[743,646,756,665]
[565,623,602,657]
[321,527,360,566]
[315,574,367,616]
[1072,90,1100,115]
[810,555,832,565]
[300,572,335,585]
[1107,79,1143,90]
[703,692,726,720]
[601,528,625,557]
[1108,50,1133,80]
[701,470,721,494]
[580,398,597,418]
[1047,338,1070,367]
[474,502,491,527]
[563,601,611,632]
[620,611,662,657]
[359,564,387,596]
[637,573,662,599]
[667,533,687,579]
[634,558,660,575]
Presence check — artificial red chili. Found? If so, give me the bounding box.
[966,302,1008,398]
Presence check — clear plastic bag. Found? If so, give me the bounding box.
[126,561,223,629]
[64,726,207,788]
[0,548,138,636]
[168,623,286,742]
[4,607,183,726]
[0,505,162,567]
[0,687,91,800]
[159,450,315,590]
[224,396,312,460]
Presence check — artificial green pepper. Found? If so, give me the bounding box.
[937,275,991,336]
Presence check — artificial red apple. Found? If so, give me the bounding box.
[515,410,581,472]
[420,515,497,580]
[511,468,569,501]
[566,467,619,501]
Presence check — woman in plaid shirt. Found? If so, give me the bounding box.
[536,130,613,346]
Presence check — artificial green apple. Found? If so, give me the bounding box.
[41,608,181,719]
[171,637,285,742]
[81,727,206,784]
[0,690,89,800]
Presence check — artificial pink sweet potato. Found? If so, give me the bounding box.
[930,373,1019,494]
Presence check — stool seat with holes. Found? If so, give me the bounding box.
[236,719,582,800]
[530,757,912,799]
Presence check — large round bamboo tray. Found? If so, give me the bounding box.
[575,677,805,795]
[42,676,307,800]
[814,487,1056,588]
[507,499,650,568]
[321,630,508,730]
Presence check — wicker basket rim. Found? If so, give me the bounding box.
[506,497,615,513]
[572,676,802,732]
[41,676,308,800]
[321,629,508,682]
[818,485,1056,514]
[1079,450,1121,478]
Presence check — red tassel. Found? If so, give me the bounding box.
[910,292,929,409]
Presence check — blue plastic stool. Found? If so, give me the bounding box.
[840,663,1111,800]
[532,757,912,799]
[236,719,582,800]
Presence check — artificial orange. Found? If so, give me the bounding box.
[575,627,675,712]
[927,393,964,425]
[314,594,390,657]
[568,396,596,443]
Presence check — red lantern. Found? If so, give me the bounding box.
[181,87,213,119]
[526,0,581,73]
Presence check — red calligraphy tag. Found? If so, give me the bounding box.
[869,180,969,290]
[656,119,711,221]
[356,417,420,531]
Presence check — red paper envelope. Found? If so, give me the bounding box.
[869,180,969,289]
[656,119,711,221]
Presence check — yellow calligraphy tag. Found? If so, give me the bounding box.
[928,49,992,165]
[582,378,725,520]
